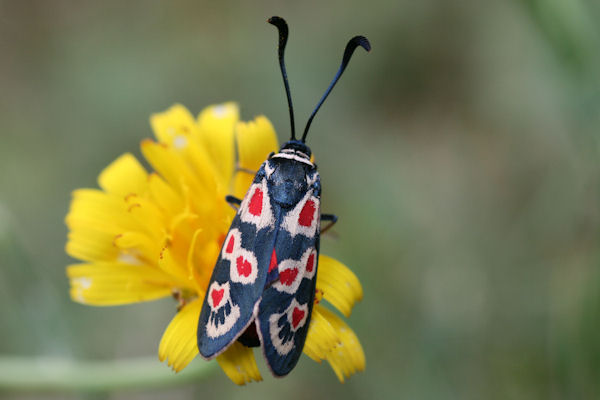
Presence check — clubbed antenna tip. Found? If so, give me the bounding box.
[302,35,371,142]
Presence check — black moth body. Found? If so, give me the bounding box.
[197,16,370,377]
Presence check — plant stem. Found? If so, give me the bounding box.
[0,356,216,393]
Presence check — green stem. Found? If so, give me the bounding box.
[0,356,216,393]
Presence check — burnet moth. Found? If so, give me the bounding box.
[197,16,370,377]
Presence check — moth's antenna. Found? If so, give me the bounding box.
[268,16,296,140]
[302,36,371,142]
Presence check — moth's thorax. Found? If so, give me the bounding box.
[263,141,319,208]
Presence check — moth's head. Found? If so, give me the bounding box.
[264,142,317,207]
[277,140,312,160]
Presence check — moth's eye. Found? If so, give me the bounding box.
[265,161,275,178]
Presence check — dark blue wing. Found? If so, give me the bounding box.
[257,178,321,376]
[197,164,280,359]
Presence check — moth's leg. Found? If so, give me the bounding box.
[171,289,187,311]
[225,195,242,211]
[320,213,338,234]
[236,166,256,175]
[235,152,274,175]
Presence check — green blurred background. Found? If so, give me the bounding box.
[1,1,600,399]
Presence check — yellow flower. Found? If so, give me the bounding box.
[65,103,365,384]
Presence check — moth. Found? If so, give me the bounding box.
[197,16,370,377]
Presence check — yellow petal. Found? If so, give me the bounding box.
[183,141,224,194]
[151,104,224,193]
[157,246,194,289]
[66,189,136,234]
[140,139,208,197]
[236,116,279,171]
[66,262,175,305]
[186,229,220,296]
[232,171,255,200]
[123,194,167,242]
[158,298,202,372]
[148,173,184,217]
[66,188,166,266]
[304,305,341,363]
[317,255,363,317]
[98,153,148,196]
[216,341,262,385]
[113,231,161,265]
[196,103,239,184]
[66,227,119,263]
[318,307,365,382]
[150,104,200,146]
[231,115,278,198]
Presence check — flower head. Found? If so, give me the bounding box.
[66,103,365,384]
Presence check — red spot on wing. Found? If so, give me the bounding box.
[298,199,316,227]
[226,235,235,254]
[248,188,263,216]
[292,307,305,329]
[269,249,277,273]
[279,268,299,286]
[306,253,315,273]
[236,256,252,277]
[211,288,224,307]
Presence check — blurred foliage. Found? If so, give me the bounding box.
[1,0,599,399]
